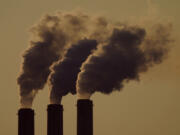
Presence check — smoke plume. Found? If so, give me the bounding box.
[17,11,111,108]
[17,19,66,108]
[76,24,173,99]
[49,39,97,104]
[17,10,173,106]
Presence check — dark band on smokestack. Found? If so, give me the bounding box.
[77,99,93,135]
[18,108,34,135]
[47,104,63,135]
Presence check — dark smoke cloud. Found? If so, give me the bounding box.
[17,12,104,108]
[17,10,173,106]
[17,16,67,108]
[17,11,111,107]
[76,24,173,98]
[49,39,97,104]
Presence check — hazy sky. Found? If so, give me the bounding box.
[0,0,180,135]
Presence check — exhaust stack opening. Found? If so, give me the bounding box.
[18,108,34,135]
[77,99,93,135]
[47,104,63,135]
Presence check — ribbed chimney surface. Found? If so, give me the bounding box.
[77,99,93,135]
[47,104,63,135]
[18,108,34,135]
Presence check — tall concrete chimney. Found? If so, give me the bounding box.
[18,108,34,135]
[47,104,63,135]
[77,99,93,135]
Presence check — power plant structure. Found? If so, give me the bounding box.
[18,100,93,135]
[77,99,93,135]
[47,104,63,135]
[18,108,34,135]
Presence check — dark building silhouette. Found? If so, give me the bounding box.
[18,108,34,135]
[77,99,93,135]
[47,104,63,135]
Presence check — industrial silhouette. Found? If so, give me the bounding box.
[17,10,173,135]
[18,109,34,135]
[18,100,93,135]
[47,104,63,135]
[77,99,93,135]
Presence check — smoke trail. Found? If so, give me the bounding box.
[17,12,104,108]
[17,10,173,106]
[49,39,97,104]
[76,24,173,99]
[17,16,68,108]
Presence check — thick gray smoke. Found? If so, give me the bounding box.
[76,24,173,99]
[17,11,111,108]
[49,39,97,104]
[17,18,67,108]
[17,10,173,107]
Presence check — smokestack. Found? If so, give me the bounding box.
[18,108,34,135]
[77,99,93,135]
[47,104,63,135]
